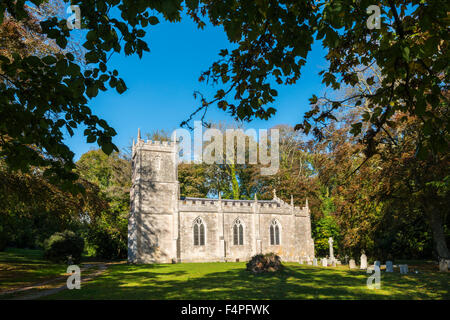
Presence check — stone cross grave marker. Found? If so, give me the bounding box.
[328,237,334,260]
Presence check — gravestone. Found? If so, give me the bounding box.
[299,258,304,265]
[332,260,336,267]
[386,261,393,272]
[349,259,357,269]
[374,261,381,267]
[439,260,448,272]
[322,258,328,267]
[360,253,368,269]
[328,237,335,261]
[313,258,318,266]
[344,255,349,264]
[399,264,408,274]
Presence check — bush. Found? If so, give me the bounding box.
[87,226,127,260]
[246,253,283,273]
[44,230,84,264]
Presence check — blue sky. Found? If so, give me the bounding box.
[65,14,328,160]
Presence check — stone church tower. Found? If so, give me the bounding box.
[128,130,315,264]
[128,130,179,263]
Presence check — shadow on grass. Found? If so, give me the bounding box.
[46,263,450,300]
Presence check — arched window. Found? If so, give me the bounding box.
[270,220,280,245]
[193,217,205,246]
[233,219,244,245]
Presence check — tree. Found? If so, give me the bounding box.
[3,0,447,258]
[76,149,131,259]
[0,0,187,188]
[4,1,446,182]
[186,1,448,160]
[0,159,107,250]
[178,163,209,198]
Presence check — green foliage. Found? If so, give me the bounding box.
[0,0,182,188]
[312,187,340,257]
[86,215,127,260]
[3,1,446,190]
[178,163,209,198]
[183,1,449,161]
[75,149,130,260]
[0,161,107,250]
[44,230,84,264]
[313,214,340,258]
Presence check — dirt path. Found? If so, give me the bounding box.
[3,263,107,300]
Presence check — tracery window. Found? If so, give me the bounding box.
[270,220,280,245]
[193,217,205,246]
[233,219,244,245]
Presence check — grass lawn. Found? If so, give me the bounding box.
[0,248,67,292]
[46,261,449,300]
[1,249,448,299]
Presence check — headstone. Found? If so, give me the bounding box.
[313,258,318,266]
[336,260,342,265]
[349,259,356,269]
[328,237,335,260]
[399,264,408,274]
[374,260,381,267]
[322,258,328,267]
[386,261,393,272]
[332,260,336,267]
[439,260,448,272]
[360,253,368,269]
[299,258,304,265]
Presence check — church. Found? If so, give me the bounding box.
[128,132,315,263]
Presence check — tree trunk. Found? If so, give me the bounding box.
[428,207,449,259]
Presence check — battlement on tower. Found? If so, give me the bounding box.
[131,128,177,156]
